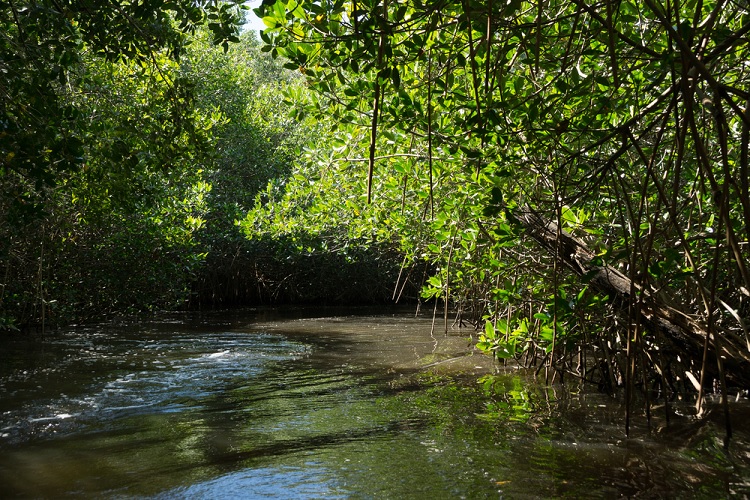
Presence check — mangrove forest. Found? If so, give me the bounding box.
[3,0,750,437]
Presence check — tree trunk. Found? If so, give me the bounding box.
[517,207,750,389]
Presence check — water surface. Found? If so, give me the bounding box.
[1,308,749,498]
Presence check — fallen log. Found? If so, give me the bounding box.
[515,207,750,389]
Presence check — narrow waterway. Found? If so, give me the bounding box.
[1,308,749,498]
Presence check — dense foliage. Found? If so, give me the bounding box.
[250,0,750,417]
[1,0,243,205]
[185,30,406,306]
[4,0,750,430]
[0,0,402,330]
[0,2,310,327]
[2,1,243,328]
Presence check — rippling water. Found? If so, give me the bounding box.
[1,307,749,498]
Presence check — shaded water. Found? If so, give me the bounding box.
[1,308,749,498]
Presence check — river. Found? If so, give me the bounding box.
[1,307,749,498]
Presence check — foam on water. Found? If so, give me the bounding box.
[0,330,308,443]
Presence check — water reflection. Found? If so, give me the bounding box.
[0,330,308,445]
[159,466,348,499]
[0,308,749,498]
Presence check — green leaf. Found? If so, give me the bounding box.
[391,66,401,90]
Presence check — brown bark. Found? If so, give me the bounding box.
[516,207,750,388]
